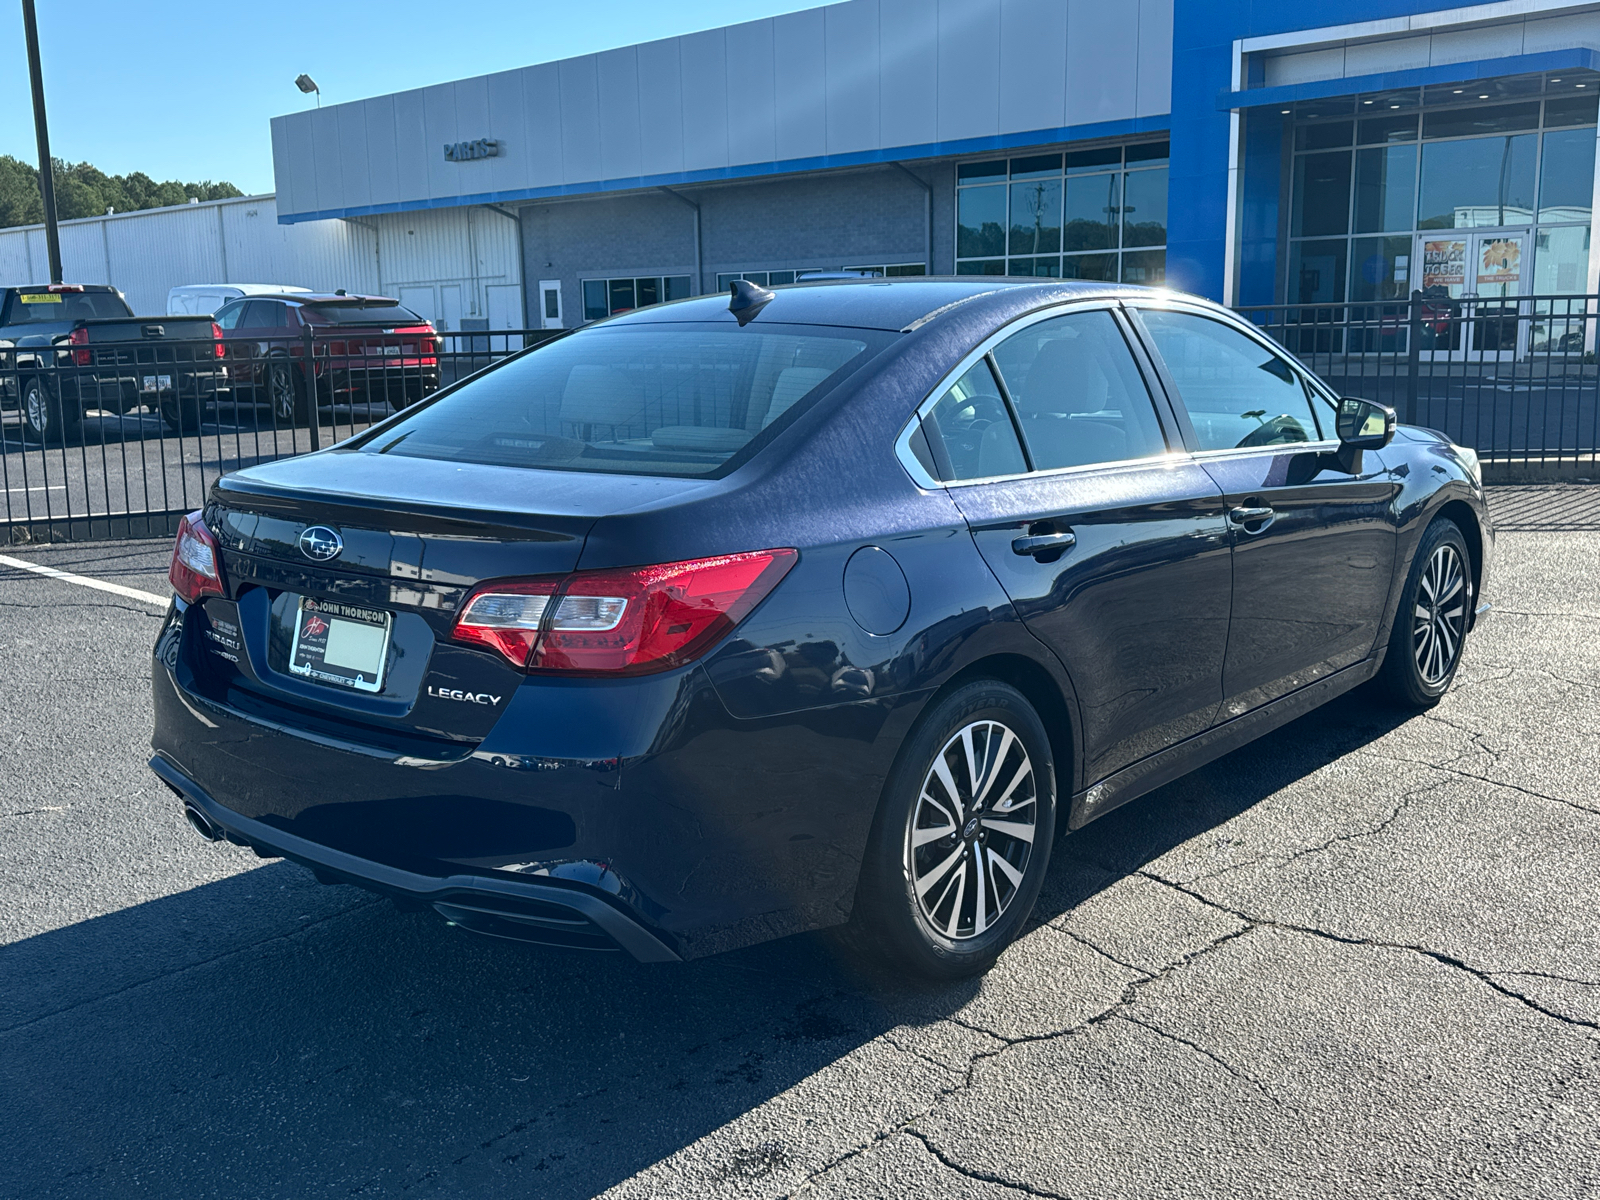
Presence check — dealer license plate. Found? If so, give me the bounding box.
[141,374,172,393]
[287,597,392,693]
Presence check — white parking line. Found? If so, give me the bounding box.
[0,553,168,608]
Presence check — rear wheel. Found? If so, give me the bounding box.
[1375,517,1472,709]
[20,376,79,445]
[851,680,1056,980]
[267,359,307,426]
[159,393,203,434]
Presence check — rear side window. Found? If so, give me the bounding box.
[241,301,288,328]
[990,310,1167,470]
[922,359,1027,481]
[303,303,425,325]
[5,290,132,324]
[1138,310,1323,450]
[360,322,884,478]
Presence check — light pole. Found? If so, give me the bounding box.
[295,74,321,107]
[21,0,62,283]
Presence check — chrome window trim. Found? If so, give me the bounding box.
[1187,439,1339,462]
[893,297,1171,489]
[933,450,1197,491]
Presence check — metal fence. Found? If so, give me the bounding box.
[2,326,558,544]
[6,293,1599,545]
[1237,292,1599,469]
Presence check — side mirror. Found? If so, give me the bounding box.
[1331,397,1396,473]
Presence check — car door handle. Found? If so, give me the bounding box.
[1229,505,1275,533]
[1012,531,1076,557]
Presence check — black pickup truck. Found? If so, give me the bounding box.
[0,283,230,442]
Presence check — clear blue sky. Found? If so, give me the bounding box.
[1,1,826,195]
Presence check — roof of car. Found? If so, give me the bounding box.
[239,292,401,306]
[606,277,1178,333]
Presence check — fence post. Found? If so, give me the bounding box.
[1404,288,1422,426]
[301,324,321,452]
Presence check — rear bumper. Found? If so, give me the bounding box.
[59,367,229,407]
[149,753,681,962]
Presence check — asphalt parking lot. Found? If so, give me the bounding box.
[2,487,1598,1199]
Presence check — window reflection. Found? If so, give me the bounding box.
[957,142,1167,285]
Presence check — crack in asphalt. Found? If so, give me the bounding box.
[905,1129,1076,1199]
[1490,969,1600,990]
[1044,924,1157,978]
[792,925,1255,1198]
[1367,752,1600,819]
[1114,1013,1283,1107]
[1492,610,1600,621]
[0,597,162,618]
[0,805,70,819]
[0,895,383,1037]
[1132,870,1600,1033]
[1179,774,1453,886]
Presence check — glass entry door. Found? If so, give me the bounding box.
[1415,230,1530,360]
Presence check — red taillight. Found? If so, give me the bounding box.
[211,321,225,358]
[451,549,797,674]
[68,326,90,366]
[169,511,224,604]
[451,579,558,666]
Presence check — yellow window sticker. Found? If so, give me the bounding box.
[18,292,63,303]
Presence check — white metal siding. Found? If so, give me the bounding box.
[1259,9,1600,88]
[0,194,519,321]
[270,0,1175,221]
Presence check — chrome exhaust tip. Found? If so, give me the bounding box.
[184,803,223,843]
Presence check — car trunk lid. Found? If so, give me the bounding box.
[189,452,708,743]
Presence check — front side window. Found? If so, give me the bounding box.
[214,301,247,330]
[990,310,1167,470]
[357,322,885,478]
[1139,310,1323,451]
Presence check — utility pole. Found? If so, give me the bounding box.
[22,0,63,283]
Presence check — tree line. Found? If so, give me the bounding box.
[0,156,244,229]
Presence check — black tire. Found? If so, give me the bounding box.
[851,680,1056,980]
[159,393,203,435]
[266,359,308,427]
[1375,517,1473,709]
[19,376,80,445]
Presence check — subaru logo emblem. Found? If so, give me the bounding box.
[298,525,343,562]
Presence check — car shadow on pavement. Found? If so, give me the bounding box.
[0,689,1413,1199]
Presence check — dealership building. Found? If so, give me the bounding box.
[5,0,1598,331]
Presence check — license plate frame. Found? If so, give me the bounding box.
[287,596,393,693]
[142,374,173,393]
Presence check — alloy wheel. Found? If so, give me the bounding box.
[905,720,1037,941]
[271,365,295,420]
[23,382,47,435]
[1413,543,1467,685]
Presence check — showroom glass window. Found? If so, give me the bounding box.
[1283,81,1597,306]
[581,276,694,322]
[955,142,1168,283]
[714,264,926,291]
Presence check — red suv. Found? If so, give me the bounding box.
[210,292,441,426]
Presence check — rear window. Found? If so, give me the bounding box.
[301,303,425,326]
[358,321,886,478]
[5,290,132,324]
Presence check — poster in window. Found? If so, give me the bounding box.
[1477,239,1522,285]
[1421,241,1467,289]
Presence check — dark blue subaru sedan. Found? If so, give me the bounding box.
[151,279,1491,978]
